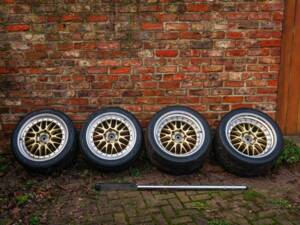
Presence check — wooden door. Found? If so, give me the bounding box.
[277,0,300,135]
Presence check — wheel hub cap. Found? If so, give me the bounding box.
[154,111,205,157]
[172,131,185,143]
[86,112,137,160]
[226,113,277,158]
[105,130,118,142]
[17,114,68,161]
[38,132,50,144]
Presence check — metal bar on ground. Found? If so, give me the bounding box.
[95,183,248,191]
[137,185,247,191]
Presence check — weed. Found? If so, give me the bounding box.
[29,215,40,225]
[0,155,8,173]
[16,194,30,206]
[129,168,140,177]
[25,180,34,189]
[208,219,231,225]
[276,139,300,166]
[193,200,209,210]
[243,190,264,201]
[271,199,292,209]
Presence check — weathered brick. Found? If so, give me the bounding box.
[191,40,213,49]
[87,15,108,22]
[186,4,209,12]
[141,23,163,30]
[6,24,30,32]
[62,14,82,22]
[165,23,189,31]
[156,50,178,57]
[110,67,130,74]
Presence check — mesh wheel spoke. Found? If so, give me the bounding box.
[159,119,198,156]
[91,117,134,159]
[229,121,269,157]
[23,118,64,159]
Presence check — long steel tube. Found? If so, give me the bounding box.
[95,183,248,191]
[137,185,247,191]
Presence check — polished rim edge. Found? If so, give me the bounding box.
[85,112,137,160]
[17,113,69,162]
[153,110,205,157]
[225,112,277,158]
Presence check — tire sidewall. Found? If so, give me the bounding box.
[147,106,212,165]
[79,107,143,170]
[218,108,283,166]
[11,109,77,171]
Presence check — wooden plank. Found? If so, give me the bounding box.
[298,96,300,133]
[276,0,298,134]
[286,0,300,134]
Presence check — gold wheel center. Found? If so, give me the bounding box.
[160,120,197,155]
[92,119,131,155]
[172,131,185,143]
[105,130,118,143]
[230,123,267,156]
[242,133,256,144]
[38,132,50,144]
[24,119,64,158]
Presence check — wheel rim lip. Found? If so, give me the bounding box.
[17,113,69,162]
[85,112,137,160]
[225,112,277,159]
[153,110,205,157]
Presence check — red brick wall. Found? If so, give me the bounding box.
[0,0,284,152]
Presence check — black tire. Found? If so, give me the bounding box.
[80,107,143,171]
[11,109,77,173]
[146,106,212,175]
[214,108,283,177]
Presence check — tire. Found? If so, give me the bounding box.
[214,108,283,177]
[146,106,212,175]
[80,107,143,171]
[11,109,77,173]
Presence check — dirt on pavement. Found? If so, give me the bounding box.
[0,152,300,225]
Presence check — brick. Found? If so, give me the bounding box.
[226,50,247,57]
[159,82,180,89]
[157,66,177,73]
[191,40,213,49]
[223,96,244,103]
[62,14,81,22]
[156,50,178,57]
[165,23,189,31]
[186,4,209,12]
[142,23,163,30]
[179,32,202,39]
[98,42,119,50]
[155,13,178,22]
[87,67,107,74]
[224,81,244,87]
[261,3,283,11]
[227,32,244,39]
[110,67,130,74]
[202,65,223,73]
[257,40,281,47]
[68,98,88,105]
[87,15,108,22]
[0,67,10,74]
[122,90,142,97]
[155,32,178,40]
[6,24,30,32]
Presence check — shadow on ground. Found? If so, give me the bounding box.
[0,152,300,225]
